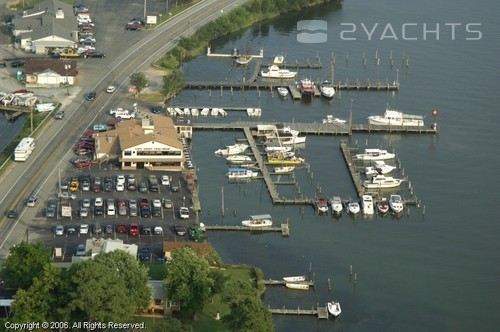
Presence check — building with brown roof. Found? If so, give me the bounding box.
[24,58,78,86]
[95,114,189,171]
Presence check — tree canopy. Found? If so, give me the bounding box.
[164,246,214,318]
[161,70,185,102]
[130,72,149,95]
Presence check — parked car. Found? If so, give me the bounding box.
[106,199,116,216]
[11,60,25,67]
[154,226,163,235]
[46,202,56,218]
[126,22,141,30]
[116,182,125,192]
[174,225,187,236]
[85,52,105,58]
[129,223,139,236]
[117,201,127,216]
[171,184,180,192]
[138,247,151,261]
[67,225,77,235]
[58,192,76,200]
[55,225,65,236]
[79,224,89,234]
[163,198,173,209]
[138,182,148,193]
[161,175,170,186]
[80,207,89,217]
[116,225,127,233]
[55,111,64,119]
[151,106,162,114]
[76,244,86,256]
[142,226,152,235]
[105,224,114,234]
[179,207,189,219]
[74,160,95,168]
[82,198,91,208]
[94,197,103,207]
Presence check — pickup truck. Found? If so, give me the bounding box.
[110,108,135,119]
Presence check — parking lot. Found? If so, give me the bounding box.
[28,166,195,261]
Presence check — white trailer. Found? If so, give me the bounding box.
[14,137,35,161]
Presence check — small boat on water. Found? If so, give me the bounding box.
[356,148,395,161]
[327,301,342,318]
[235,55,252,65]
[389,194,405,214]
[273,166,295,173]
[226,155,252,164]
[215,143,249,156]
[377,198,390,215]
[261,65,297,79]
[361,194,374,215]
[283,276,306,282]
[277,86,289,98]
[316,198,329,214]
[226,168,259,180]
[191,108,199,117]
[320,80,335,98]
[347,202,360,215]
[200,108,210,117]
[330,196,343,215]
[368,107,424,127]
[285,283,309,290]
[273,54,284,64]
[265,143,292,153]
[322,115,346,124]
[365,160,397,176]
[299,78,314,94]
[363,175,404,189]
[241,214,273,227]
[268,156,304,165]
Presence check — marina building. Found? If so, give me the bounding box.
[95,115,190,171]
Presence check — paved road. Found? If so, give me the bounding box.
[0,0,249,258]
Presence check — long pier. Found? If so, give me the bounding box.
[192,122,438,135]
[202,223,290,237]
[268,305,329,319]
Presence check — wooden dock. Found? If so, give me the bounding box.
[268,305,329,319]
[203,223,289,237]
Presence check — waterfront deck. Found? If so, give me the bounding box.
[202,223,289,237]
[268,305,329,319]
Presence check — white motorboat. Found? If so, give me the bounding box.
[365,161,397,176]
[377,198,390,214]
[285,283,309,290]
[355,148,395,161]
[327,301,342,318]
[191,108,199,117]
[215,143,249,156]
[322,115,346,124]
[368,107,424,127]
[283,275,306,282]
[227,168,259,180]
[218,108,227,117]
[183,108,191,116]
[389,194,405,214]
[211,108,219,116]
[277,86,289,97]
[320,80,335,98]
[299,78,314,94]
[316,198,329,214]
[241,214,273,227]
[364,175,404,189]
[226,155,252,164]
[200,108,210,117]
[273,166,295,173]
[347,202,360,214]
[278,135,306,146]
[361,194,374,215]
[261,65,297,79]
[273,54,285,64]
[235,55,252,65]
[329,196,343,215]
[265,143,292,153]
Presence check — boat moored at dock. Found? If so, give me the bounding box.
[277,87,289,98]
[329,196,343,215]
[273,166,295,173]
[361,194,374,215]
[363,175,404,189]
[389,194,405,214]
[215,143,249,156]
[241,214,273,227]
[365,160,397,176]
[327,301,342,318]
[226,155,252,164]
[355,148,395,161]
[285,283,310,290]
[368,107,424,127]
[261,65,297,79]
[320,80,335,98]
[316,198,329,214]
[283,275,306,282]
[377,197,390,214]
[268,156,304,165]
[347,202,360,215]
[299,78,314,95]
[226,168,259,180]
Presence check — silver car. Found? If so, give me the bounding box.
[55,225,64,236]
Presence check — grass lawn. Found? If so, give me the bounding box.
[147,262,167,280]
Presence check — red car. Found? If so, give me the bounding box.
[74,160,95,168]
[129,224,139,236]
[116,225,126,233]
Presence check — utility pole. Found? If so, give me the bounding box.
[144,0,147,19]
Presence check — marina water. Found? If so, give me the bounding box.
[174,0,500,330]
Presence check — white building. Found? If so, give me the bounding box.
[95,114,189,171]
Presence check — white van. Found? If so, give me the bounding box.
[106,199,116,216]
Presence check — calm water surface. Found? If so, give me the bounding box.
[177,0,500,331]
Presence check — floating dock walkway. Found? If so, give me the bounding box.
[202,224,289,237]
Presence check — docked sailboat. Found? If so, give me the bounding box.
[261,65,297,79]
[329,196,343,215]
[327,301,342,318]
[320,80,335,98]
[273,166,295,174]
[316,198,329,214]
[226,168,259,180]
[226,155,252,164]
[363,175,404,189]
[283,275,306,282]
[299,78,314,94]
[368,107,424,127]
[361,194,374,215]
[355,149,395,161]
[365,161,397,176]
[241,214,273,227]
[389,194,405,214]
[285,283,309,290]
[215,143,249,156]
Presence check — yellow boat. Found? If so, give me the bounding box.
[268,156,304,165]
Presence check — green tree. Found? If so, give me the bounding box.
[221,280,274,332]
[150,318,193,332]
[0,241,51,289]
[130,72,149,95]
[64,251,151,322]
[161,70,185,102]
[164,246,213,318]
[10,264,66,323]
